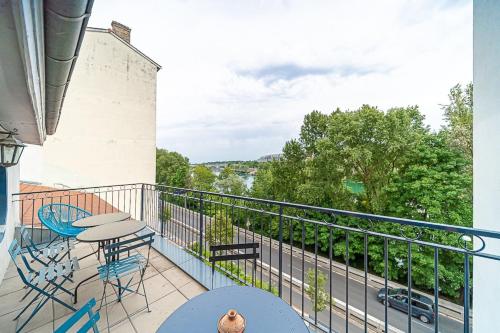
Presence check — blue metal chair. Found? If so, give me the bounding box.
[20,225,74,267]
[54,298,100,333]
[9,239,79,333]
[97,232,155,329]
[19,226,76,301]
[38,203,91,240]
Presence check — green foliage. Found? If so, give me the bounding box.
[191,165,216,191]
[156,149,190,187]
[442,83,473,159]
[205,207,235,245]
[250,89,473,300]
[305,269,330,312]
[215,166,247,196]
[250,163,275,199]
[189,242,278,296]
[162,206,171,221]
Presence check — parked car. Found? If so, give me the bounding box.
[377,288,435,323]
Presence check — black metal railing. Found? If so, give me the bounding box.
[13,183,500,333]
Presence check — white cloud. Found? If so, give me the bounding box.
[89,0,472,162]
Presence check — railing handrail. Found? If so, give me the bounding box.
[13,182,498,240]
[12,183,141,196]
[148,183,500,241]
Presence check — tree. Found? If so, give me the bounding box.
[250,163,275,199]
[317,105,427,213]
[442,83,473,159]
[382,132,472,298]
[156,148,190,187]
[305,269,330,312]
[191,165,216,191]
[206,207,234,245]
[215,166,246,196]
[252,92,472,300]
[300,110,330,156]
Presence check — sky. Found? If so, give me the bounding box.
[89,0,472,163]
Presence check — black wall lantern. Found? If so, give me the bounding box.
[0,131,26,167]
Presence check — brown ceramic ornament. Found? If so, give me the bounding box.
[217,309,245,333]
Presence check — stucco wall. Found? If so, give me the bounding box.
[21,30,158,187]
[473,1,500,332]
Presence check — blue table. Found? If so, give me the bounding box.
[157,286,309,332]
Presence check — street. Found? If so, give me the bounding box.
[163,202,466,333]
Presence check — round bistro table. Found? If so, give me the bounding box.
[73,212,131,228]
[76,220,146,242]
[156,286,309,333]
[73,220,147,303]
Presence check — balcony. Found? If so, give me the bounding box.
[1,183,496,332]
[0,240,205,332]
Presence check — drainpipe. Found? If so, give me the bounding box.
[44,0,94,135]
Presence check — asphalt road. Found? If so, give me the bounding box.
[163,203,466,333]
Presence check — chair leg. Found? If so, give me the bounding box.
[140,270,150,313]
[99,281,108,311]
[15,295,51,333]
[103,285,110,333]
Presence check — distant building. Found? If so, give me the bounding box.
[21,22,161,187]
[257,154,282,163]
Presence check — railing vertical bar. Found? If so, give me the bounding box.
[314,223,319,325]
[434,247,439,333]
[301,219,305,318]
[259,207,264,289]
[384,237,388,333]
[278,204,284,298]
[464,253,470,333]
[329,226,333,332]
[364,233,368,333]
[345,231,349,333]
[289,217,293,305]
[408,241,412,333]
[198,193,204,258]
[244,206,248,279]
[268,214,272,293]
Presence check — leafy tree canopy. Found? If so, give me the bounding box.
[191,165,216,191]
[156,148,190,187]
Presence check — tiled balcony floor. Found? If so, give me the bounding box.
[0,240,207,332]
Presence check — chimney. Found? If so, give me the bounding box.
[111,21,131,43]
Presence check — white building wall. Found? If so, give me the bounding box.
[0,165,20,281]
[473,1,500,332]
[21,29,158,187]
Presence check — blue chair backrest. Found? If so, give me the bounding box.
[38,204,91,234]
[54,298,100,333]
[8,239,34,285]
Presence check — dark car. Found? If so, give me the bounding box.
[377,288,435,324]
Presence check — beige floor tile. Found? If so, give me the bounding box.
[162,266,193,289]
[130,290,187,332]
[0,288,32,316]
[0,275,25,297]
[0,308,22,332]
[96,301,128,331]
[66,264,100,288]
[0,241,201,332]
[110,318,136,333]
[17,300,54,333]
[149,255,175,272]
[140,264,160,281]
[122,273,176,315]
[25,321,53,333]
[53,279,105,320]
[136,247,160,260]
[178,280,207,299]
[4,263,20,280]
